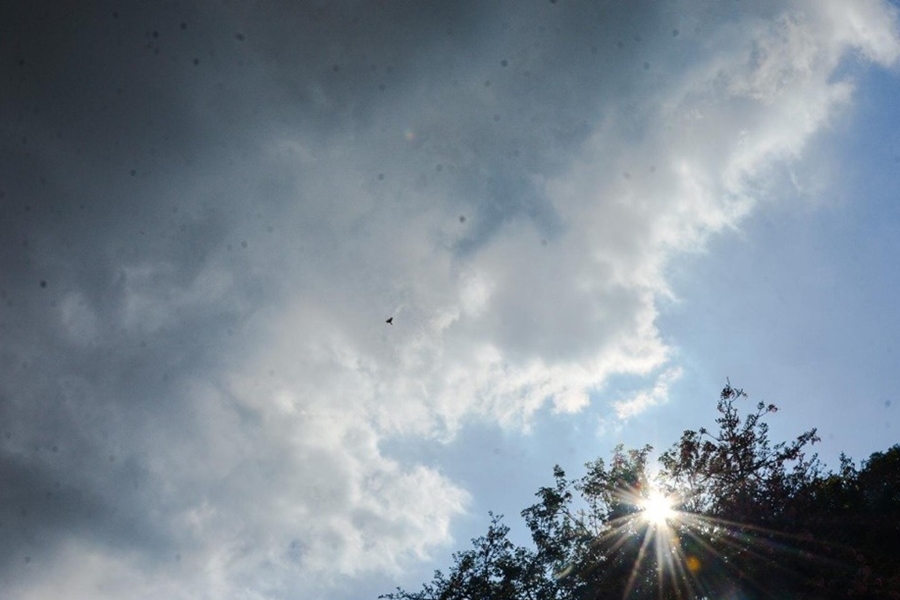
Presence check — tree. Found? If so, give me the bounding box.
[382,383,900,599]
[379,512,547,600]
[652,382,824,598]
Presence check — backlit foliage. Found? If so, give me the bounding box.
[382,383,900,599]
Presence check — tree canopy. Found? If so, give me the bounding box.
[381,383,900,599]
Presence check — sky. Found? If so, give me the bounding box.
[2,1,900,598]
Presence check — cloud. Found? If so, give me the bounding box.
[614,368,685,421]
[1,0,898,597]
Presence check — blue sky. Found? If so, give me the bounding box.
[2,1,900,598]
[660,62,900,465]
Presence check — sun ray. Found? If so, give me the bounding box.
[565,476,858,599]
[622,519,657,598]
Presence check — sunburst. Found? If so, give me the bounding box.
[554,477,835,598]
[639,490,675,526]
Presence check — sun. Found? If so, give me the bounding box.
[640,490,675,525]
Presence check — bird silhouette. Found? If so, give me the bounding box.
[385,317,393,325]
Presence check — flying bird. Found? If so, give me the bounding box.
[385,317,393,325]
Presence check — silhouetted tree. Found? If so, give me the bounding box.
[382,383,900,600]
